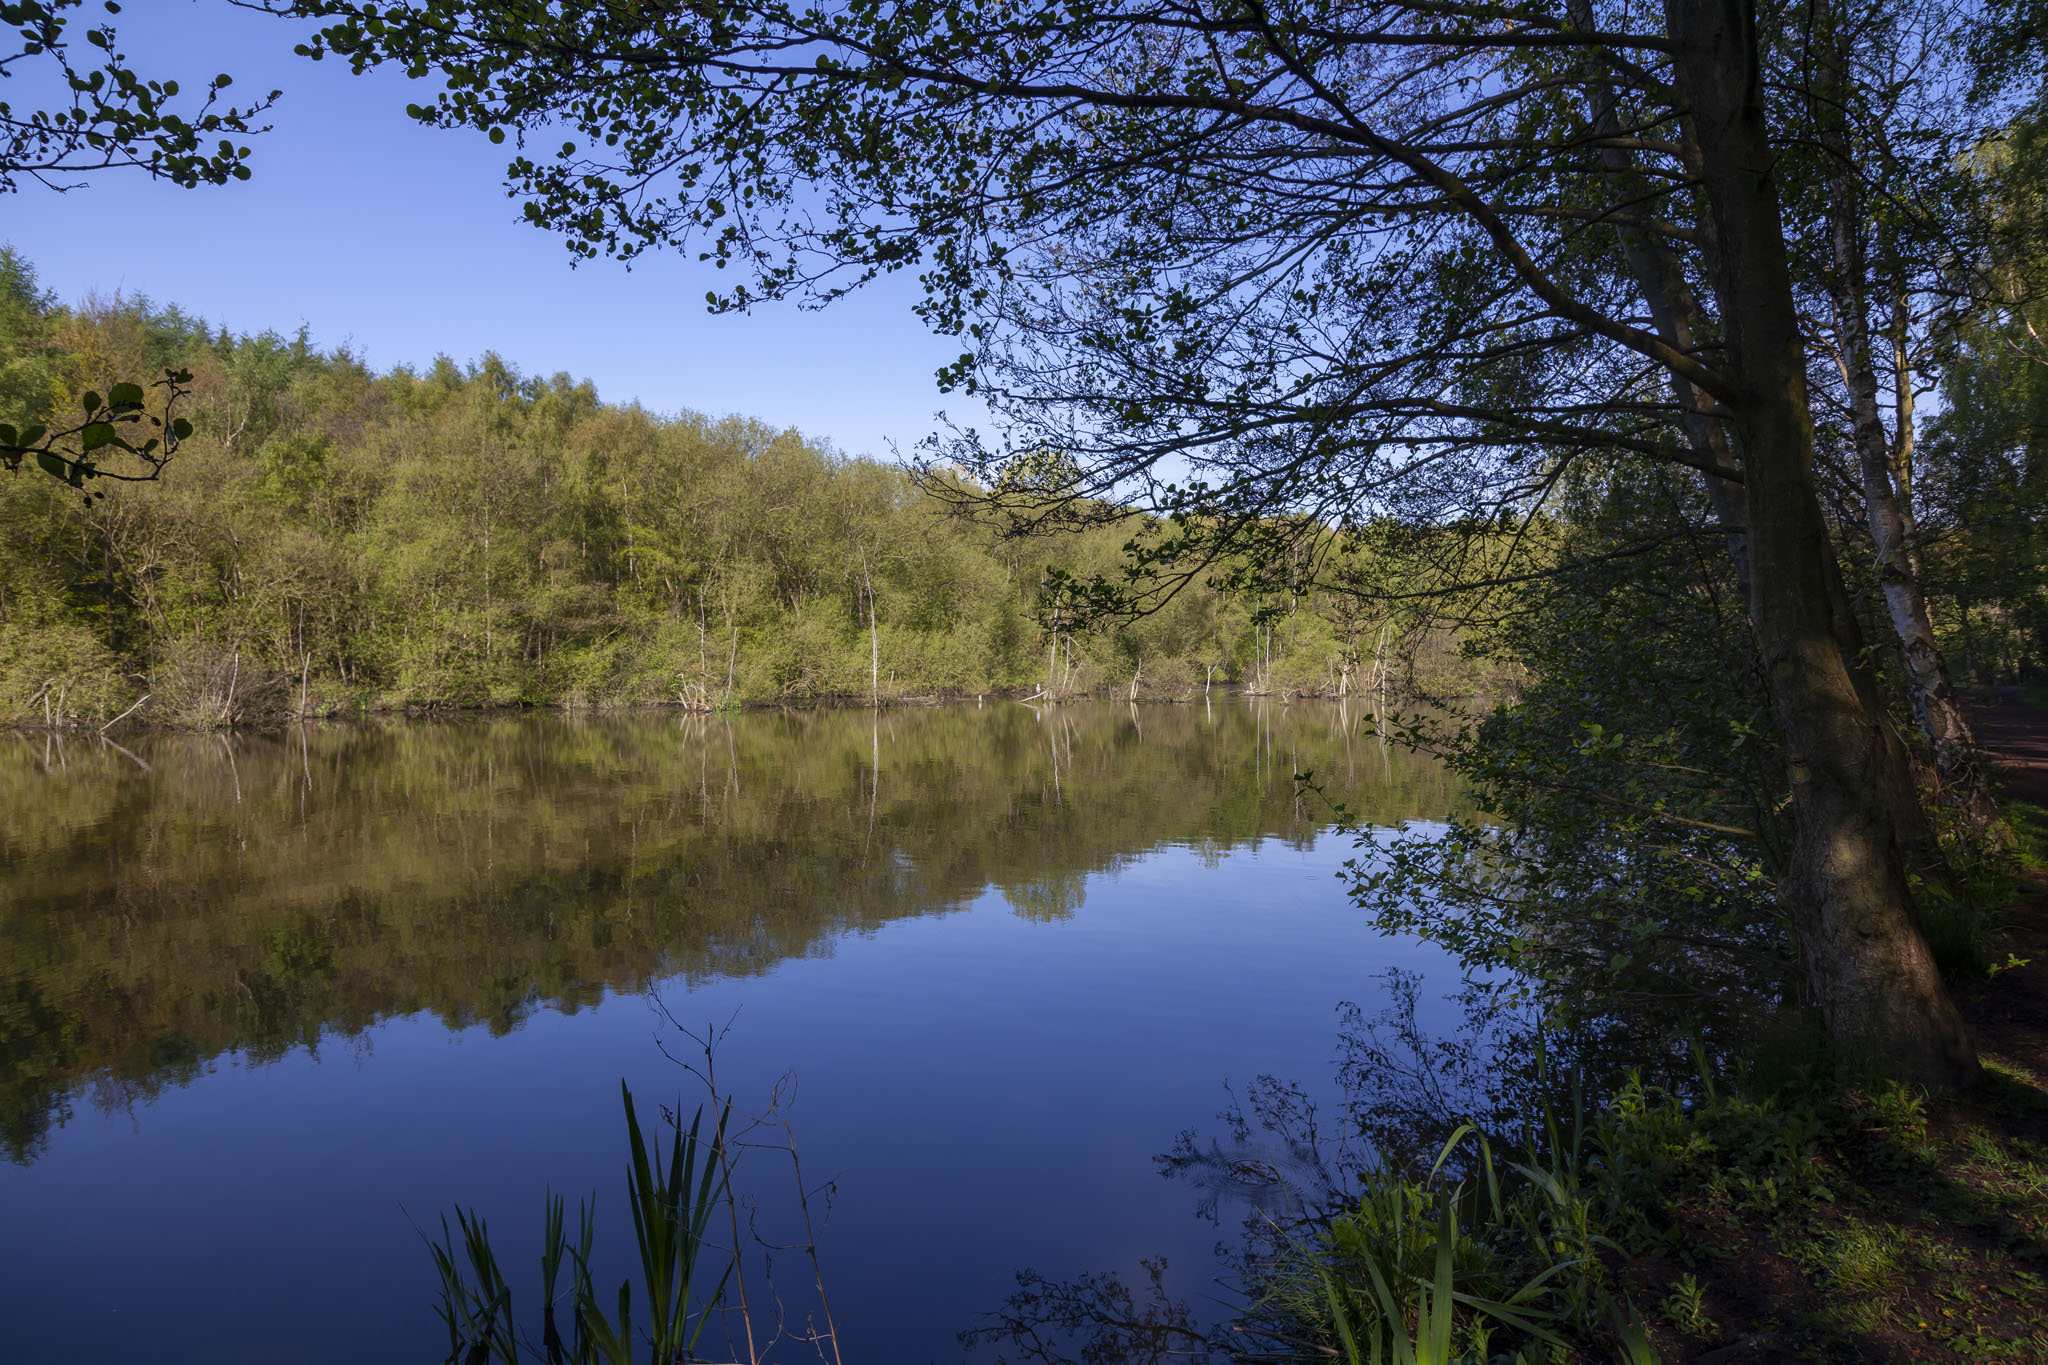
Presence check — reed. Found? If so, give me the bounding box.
[426,1081,732,1365]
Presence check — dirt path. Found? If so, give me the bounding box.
[1967,686,2048,808]
[1959,689,2048,1089]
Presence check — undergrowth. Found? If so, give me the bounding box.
[1281,1061,2048,1363]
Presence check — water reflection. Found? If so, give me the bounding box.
[1,699,1472,1365]
[1,700,1461,1164]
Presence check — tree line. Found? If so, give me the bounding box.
[0,249,1488,725]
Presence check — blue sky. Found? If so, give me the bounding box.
[3,1,981,460]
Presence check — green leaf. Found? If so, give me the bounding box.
[35,451,69,479]
[109,381,146,409]
[81,422,118,452]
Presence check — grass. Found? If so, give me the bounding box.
[1915,799,2048,975]
[1648,1063,2048,1361]
[1307,1124,1589,1364]
[2009,802,2048,875]
[1288,1063,2048,1363]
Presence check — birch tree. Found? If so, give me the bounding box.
[1782,0,2006,827]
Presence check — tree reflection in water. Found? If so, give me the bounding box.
[1,699,1465,1164]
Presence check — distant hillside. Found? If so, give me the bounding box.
[0,250,1484,725]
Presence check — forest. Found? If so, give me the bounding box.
[0,248,1491,726]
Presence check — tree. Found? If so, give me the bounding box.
[0,0,277,493]
[1921,105,2048,685]
[287,0,1998,1085]
[1767,0,2009,826]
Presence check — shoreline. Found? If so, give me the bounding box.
[1,682,1417,735]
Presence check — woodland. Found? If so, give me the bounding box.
[0,249,1476,723]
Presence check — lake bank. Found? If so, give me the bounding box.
[1588,808,2048,1363]
[1,678,1446,735]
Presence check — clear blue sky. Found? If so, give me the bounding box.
[2,1,982,461]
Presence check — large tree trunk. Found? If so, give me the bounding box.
[1664,0,1979,1087]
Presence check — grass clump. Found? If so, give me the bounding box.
[1305,1123,1592,1364]
[2006,801,2048,874]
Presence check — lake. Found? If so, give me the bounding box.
[0,699,1470,1363]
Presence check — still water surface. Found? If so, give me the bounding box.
[1,700,1469,1363]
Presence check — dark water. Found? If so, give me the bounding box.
[0,699,1469,1363]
